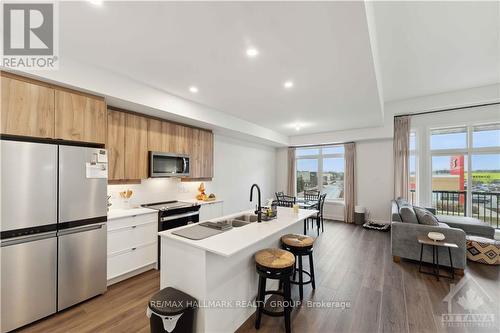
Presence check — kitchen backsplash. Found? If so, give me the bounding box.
[108,178,207,209]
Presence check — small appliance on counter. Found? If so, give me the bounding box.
[141,200,201,268]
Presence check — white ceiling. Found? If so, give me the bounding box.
[54,1,499,139]
[59,1,383,136]
[373,1,500,102]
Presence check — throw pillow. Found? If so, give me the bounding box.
[414,206,440,226]
[399,205,418,224]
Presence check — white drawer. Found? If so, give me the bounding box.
[107,212,157,231]
[107,243,156,280]
[107,222,157,255]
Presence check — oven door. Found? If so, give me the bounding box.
[159,211,199,231]
[150,152,190,178]
[157,210,199,269]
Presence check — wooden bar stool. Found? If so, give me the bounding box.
[254,248,295,333]
[280,234,316,301]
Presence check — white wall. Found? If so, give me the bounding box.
[108,133,276,215]
[356,139,394,223]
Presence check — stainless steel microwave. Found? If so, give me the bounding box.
[149,152,190,177]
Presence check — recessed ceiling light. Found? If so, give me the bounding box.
[246,48,259,58]
[284,81,294,89]
[88,0,103,5]
[295,124,301,131]
[189,86,198,93]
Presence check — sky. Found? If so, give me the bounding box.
[430,129,499,171]
[301,128,500,173]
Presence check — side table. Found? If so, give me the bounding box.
[417,235,458,280]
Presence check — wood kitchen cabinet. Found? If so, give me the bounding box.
[124,113,148,180]
[1,75,55,138]
[107,109,148,181]
[55,90,107,144]
[187,128,213,179]
[107,110,126,180]
[147,118,213,180]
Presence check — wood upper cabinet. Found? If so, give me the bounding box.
[107,110,125,180]
[187,128,213,179]
[124,113,148,180]
[1,75,55,138]
[147,118,173,153]
[146,118,213,180]
[55,90,106,144]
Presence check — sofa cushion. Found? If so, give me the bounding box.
[414,207,440,226]
[438,222,450,228]
[436,215,495,239]
[391,201,402,222]
[399,205,419,224]
[396,197,409,208]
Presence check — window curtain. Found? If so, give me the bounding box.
[344,142,356,223]
[393,116,410,200]
[287,147,296,196]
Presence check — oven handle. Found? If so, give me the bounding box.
[160,211,199,222]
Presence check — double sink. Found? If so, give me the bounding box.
[218,214,259,228]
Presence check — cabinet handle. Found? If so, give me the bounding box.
[131,225,137,229]
[131,247,137,251]
[132,215,137,218]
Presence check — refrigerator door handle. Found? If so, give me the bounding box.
[57,223,106,236]
[1,231,57,247]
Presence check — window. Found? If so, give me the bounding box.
[472,124,500,148]
[431,127,467,150]
[428,123,500,228]
[409,132,417,204]
[296,146,344,200]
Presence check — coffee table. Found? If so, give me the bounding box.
[417,235,458,280]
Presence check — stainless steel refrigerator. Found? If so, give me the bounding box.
[1,139,108,333]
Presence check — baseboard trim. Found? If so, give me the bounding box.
[107,263,157,286]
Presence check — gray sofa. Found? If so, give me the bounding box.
[391,199,495,270]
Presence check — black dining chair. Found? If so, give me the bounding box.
[277,195,296,208]
[303,189,320,201]
[311,194,327,235]
[275,191,284,201]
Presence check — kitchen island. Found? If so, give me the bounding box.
[159,207,317,333]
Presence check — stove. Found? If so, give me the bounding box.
[142,200,201,269]
[143,200,197,211]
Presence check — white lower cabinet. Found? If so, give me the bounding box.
[107,212,157,282]
[199,201,224,221]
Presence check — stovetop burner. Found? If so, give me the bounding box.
[142,200,196,211]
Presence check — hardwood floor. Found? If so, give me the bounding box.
[18,221,499,333]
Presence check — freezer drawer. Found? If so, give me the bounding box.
[58,145,107,224]
[1,234,57,333]
[58,223,107,310]
[1,140,57,232]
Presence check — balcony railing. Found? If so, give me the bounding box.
[409,190,499,229]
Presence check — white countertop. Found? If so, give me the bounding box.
[107,207,157,220]
[159,207,317,257]
[184,198,224,205]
